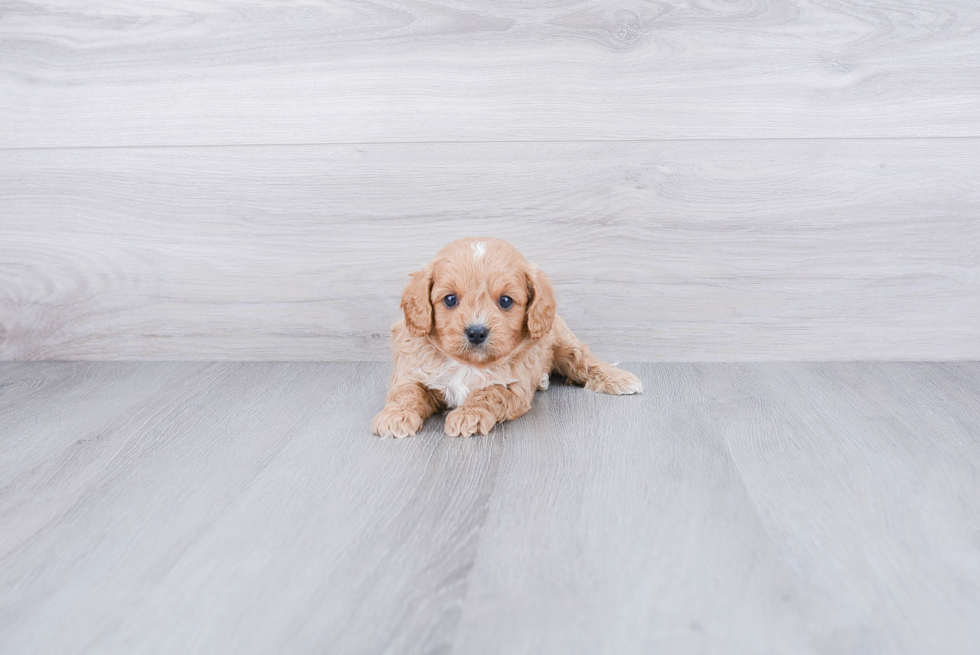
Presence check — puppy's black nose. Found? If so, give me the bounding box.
[465,325,489,345]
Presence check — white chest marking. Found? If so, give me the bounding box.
[419,360,515,408]
[471,241,487,259]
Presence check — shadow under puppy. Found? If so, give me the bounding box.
[373,237,642,438]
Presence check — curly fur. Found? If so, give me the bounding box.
[372,237,642,438]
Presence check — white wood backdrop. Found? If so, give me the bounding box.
[1,0,978,361]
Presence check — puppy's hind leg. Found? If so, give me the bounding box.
[551,316,642,395]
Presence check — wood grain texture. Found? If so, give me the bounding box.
[2,140,978,361]
[452,362,980,653]
[713,363,980,653]
[1,362,979,653]
[2,0,980,147]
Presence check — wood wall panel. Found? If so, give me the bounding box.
[2,0,979,147]
[2,140,977,360]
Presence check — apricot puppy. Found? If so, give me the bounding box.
[373,237,642,438]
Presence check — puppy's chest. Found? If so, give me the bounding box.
[419,361,516,408]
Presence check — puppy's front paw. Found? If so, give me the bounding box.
[444,406,496,438]
[373,406,424,438]
[587,366,643,395]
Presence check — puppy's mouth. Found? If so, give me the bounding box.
[457,338,495,363]
[463,341,491,358]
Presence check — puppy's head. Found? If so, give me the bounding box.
[400,238,555,365]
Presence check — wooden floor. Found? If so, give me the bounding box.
[1,362,978,653]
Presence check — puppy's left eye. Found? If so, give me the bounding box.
[498,295,513,309]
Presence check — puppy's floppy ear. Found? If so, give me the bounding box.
[401,265,434,337]
[525,265,556,340]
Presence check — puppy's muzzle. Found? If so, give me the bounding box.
[465,324,489,346]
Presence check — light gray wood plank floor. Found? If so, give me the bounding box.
[1,362,978,654]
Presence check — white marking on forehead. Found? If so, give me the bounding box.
[471,241,488,259]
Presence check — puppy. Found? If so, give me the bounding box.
[373,237,642,438]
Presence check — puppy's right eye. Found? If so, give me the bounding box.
[443,294,458,308]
